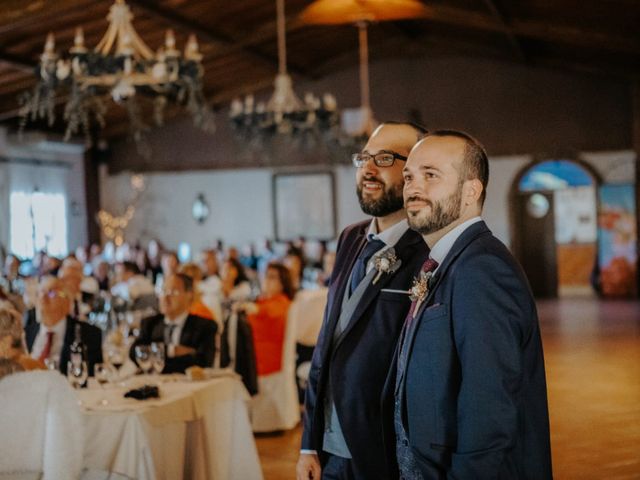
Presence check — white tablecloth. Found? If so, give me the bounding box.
[78,373,263,480]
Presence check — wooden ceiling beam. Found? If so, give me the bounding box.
[0,50,35,73]
[480,0,527,63]
[126,0,310,78]
[424,4,640,55]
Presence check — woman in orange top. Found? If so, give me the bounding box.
[245,262,294,376]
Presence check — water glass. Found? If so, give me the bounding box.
[150,342,165,375]
[44,356,59,372]
[135,345,153,374]
[67,361,88,389]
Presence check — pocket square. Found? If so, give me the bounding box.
[380,288,411,295]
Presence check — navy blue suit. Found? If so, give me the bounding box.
[302,220,428,479]
[384,221,552,479]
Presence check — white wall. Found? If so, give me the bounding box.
[0,128,87,257]
[103,151,635,251]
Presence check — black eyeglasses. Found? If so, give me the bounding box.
[352,151,407,168]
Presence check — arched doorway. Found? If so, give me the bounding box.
[511,159,600,298]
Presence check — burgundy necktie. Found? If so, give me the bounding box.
[406,257,439,321]
[38,331,55,362]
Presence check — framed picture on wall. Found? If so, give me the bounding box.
[273,172,336,241]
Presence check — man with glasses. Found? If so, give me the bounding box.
[25,276,103,375]
[130,273,216,373]
[297,122,429,480]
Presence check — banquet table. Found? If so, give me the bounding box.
[78,372,263,480]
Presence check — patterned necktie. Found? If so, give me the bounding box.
[350,238,386,294]
[406,257,439,321]
[38,331,55,363]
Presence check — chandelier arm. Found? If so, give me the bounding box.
[357,21,370,111]
[95,23,119,55]
[276,0,287,75]
[126,25,155,59]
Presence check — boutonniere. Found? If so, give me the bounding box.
[409,270,434,313]
[372,248,402,284]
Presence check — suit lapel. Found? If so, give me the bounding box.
[334,228,424,351]
[320,227,368,358]
[402,221,491,380]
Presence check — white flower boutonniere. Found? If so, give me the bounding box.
[409,270,434,313]
[372,248,402,285]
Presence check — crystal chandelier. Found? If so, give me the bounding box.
[19,0,214,151]
[228,0,339,140]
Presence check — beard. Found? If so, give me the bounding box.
[406,188,462,235]
[357,177,404,217]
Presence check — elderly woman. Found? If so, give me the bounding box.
[242,262,294,376]
[0,307,43,371]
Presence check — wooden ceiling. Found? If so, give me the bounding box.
[1,0,639,141]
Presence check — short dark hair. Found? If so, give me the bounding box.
[121,261,140,275]
[173,273,194,293]
[426,129,489,206]
[381,121,428,141]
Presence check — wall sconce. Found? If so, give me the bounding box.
[192,193,209,224]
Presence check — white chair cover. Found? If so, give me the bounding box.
[290,288,328,347]
[250,301,301,432]
[0,371,84,480]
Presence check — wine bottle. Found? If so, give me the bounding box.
[69,323,86,369]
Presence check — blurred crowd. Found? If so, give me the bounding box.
[0,236,336,384]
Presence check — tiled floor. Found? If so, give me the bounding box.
[256,298,640,479]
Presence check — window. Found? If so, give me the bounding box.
[10,191,68,258]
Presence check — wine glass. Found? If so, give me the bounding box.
[67,361,88,390]
[150,342,165,375]
[94,363,112,405]
[44,356,59,372]
[135,345,152,375]
[105,345,125,378]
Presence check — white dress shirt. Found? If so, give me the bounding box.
[164,311,189,357]
[364,218,410,273]
[428,217,483,270]
[30,317,67,361]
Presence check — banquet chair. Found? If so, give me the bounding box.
[0,371,84,480]
[249,301,300,432]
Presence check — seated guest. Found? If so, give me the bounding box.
[0,307,43,371]
[243,262,294,376]
[199,249,223,324]
[131,273,216,373]
[92,259,111,291]
[111,261,155,301]
[283,245,305,291]
[161,251,180,278]
[178,263,216,322]
[221,257,252,304]
[58,262,90,320]
[25,277,103,375]
[1,254,23,293]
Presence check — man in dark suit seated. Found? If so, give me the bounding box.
[131,273,216,373]
[25,276,103,375]
[386,130,552,479]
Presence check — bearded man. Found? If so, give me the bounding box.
[383,130,552,479]
[296,122,429,480]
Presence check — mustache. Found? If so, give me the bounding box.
[405,195,431,206]
[360,175,385,186]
